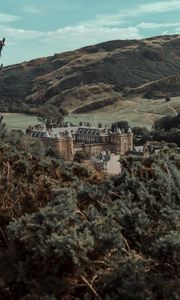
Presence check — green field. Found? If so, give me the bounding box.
[1,96,179,130]
[1,113,38,131]
[79,96,180,129]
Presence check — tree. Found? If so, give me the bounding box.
[59,107,68,116]
[154,114,180,131]
[154,115,173,131]
[74,150,90,163]
[133,126,150,145]
[165,95,171,102]
[38,104,67,128]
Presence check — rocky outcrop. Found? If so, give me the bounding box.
[0,35,179,112]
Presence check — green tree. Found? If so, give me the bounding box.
[38,104,67,128]
[74,150,90,163]
[165,95,171,102]
[133,126,150,145]
[59,107,68,116]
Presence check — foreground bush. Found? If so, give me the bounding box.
[0,149,179,299]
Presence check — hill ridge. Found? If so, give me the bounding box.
[0,35,179,113]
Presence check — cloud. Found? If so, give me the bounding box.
[82,15,124,27]
[0,13,19,23]
[21,5,41,14]
[1,24,142,65]
[88,1,180,27]
[137,22,180,29]
[2,27,44,40]
[133,0,180,15]
[3,0,180,65]
[2,24,142,44]
[46,25,142,45]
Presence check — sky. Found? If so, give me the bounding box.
[0,0,180,65]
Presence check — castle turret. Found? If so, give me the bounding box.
[127,126,133,151]
[66,131,74,159]
[110,126,133,155]
[54,131,73,160]
[110,129,123,154]
[117,128,122,134]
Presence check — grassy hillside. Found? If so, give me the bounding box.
[0,35,179,115]
[1,96,180,131]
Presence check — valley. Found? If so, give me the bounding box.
[2,96,180,130]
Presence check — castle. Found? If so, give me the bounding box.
[27,123,133,160]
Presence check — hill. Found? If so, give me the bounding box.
[0,35,180,114]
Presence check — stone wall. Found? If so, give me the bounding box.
[41,137,73,160]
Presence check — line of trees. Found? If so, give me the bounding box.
[37,104,68,128]
[112,114,180,147]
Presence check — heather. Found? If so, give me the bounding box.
[0,122,179,299]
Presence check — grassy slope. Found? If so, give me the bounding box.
[2,96,180,130]
[0,35,179,115]
[65,96,180,129]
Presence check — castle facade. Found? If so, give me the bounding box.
[28,124,133,160]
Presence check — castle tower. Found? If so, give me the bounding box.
[111,126,133,155]
[54,131,74,160]
[127,126,133,151]
[111,129,123,154]
[66,132,74,160]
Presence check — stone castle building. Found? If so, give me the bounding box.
[28,124,133,160]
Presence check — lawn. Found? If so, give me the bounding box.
[1,96,179,130]
[1,113,38,131]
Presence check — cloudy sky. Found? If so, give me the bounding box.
[1,0,180,65]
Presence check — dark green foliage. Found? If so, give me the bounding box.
[165,95,171,102]
[74,150,91,163]
[149,113,180,146]
[0,148,179,299]
[132,126,150,145]
[37,104,65,128]
[151,231,180,264]
[3,188,123,299]
[154,114,180,131]
[72,162,91,178]
[153,128,180,146]
[0,109,180,299]
[58,107,68,116]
